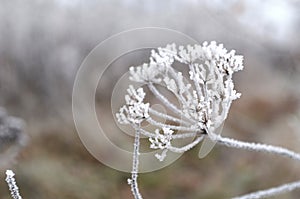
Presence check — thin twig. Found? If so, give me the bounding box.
[5,170,23,199]
[149,108,191,126]
[130,127,143,199]
[232,180,300,199]
[148,83,194,123]
[216,135,300,161]
[147,117,199,132]
[168,136,204,153]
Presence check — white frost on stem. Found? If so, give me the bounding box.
[148,107,191,126]
[168,136,205,153]
[146,117,199,132]
[128,127,143,199]
[216,135,300,161]
[5,170,23,199]
[147,83,194,123]
[233,180,300,199]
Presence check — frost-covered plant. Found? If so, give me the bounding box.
[5,170,23,199]
[117,42,300,199]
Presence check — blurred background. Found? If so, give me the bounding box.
[1,0,300,198]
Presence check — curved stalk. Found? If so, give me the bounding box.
[130,127,143,199]
[232,180,300,199]
[216,135,300,161]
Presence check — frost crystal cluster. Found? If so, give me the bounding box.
[117,85,150,125]
[117,42,300,199]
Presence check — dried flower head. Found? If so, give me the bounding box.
[119,41,243,155]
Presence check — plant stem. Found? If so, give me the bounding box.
[148,83,194,123]
[5,170,23,199]
[216,135,300,161]
[147,117,199,132]
[149,108,191,126]
[232,180,300,199]
[130,127,143,199]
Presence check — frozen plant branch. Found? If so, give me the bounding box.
[216,135,300,161]
[146,117,198,132]
[5,170,23,199]
[147,83,194,123]
[128,127,143,199]
[148,108,191,126]
[117,42,300,199]
[233,180,300,199]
